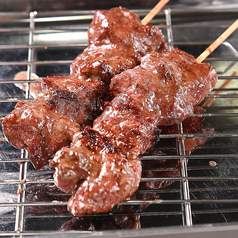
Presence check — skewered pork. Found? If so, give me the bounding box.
[2,7,167,169]
[50,48,218,217]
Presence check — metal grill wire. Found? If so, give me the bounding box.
[0,8,238,236]
[165,9,193,227]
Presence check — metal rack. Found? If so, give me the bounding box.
[0,6,238,237]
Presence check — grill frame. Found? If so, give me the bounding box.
[0,6,238,237]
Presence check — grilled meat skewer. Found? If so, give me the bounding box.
[50,49,218,217]
[2,7,167,169]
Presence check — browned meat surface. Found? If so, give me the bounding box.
[88,7,167,54]
[110,49,217,126]
[94,50,217,160]
[23,107,212,216]
[76,6,167,79]
[70,44,137,84]
[50,49,217,217]
[43,44,138,127]
[43,7,167,125]
[25,108,213,217]
[50,127,141,216]
[42,74,106,127]
[2,97,81,169]
[94,94,158,160]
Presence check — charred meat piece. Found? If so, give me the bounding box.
[76,6,167,77]
[42,74,106,127]
[42,44,138,127]
[88,6,167,54]
[26,111,212,216]
[2,97,81,169]
[94,94,159,160]
[95,50,217,158]
[70,44,137,84]
[2,7,167,169]
[50,49,217,216]
[111,49,217,126]
[50,127,141,216]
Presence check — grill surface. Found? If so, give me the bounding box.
[0,5,238,238]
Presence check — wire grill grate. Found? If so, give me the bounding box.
[0,7,238,237]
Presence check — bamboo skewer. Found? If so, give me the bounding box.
[196,19,238,63]
[142,3,238,64]
[141,0,170,25]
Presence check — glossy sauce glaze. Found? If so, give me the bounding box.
[51,49,217,217]
[2,7,167,169]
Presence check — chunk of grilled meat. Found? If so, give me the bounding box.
[87,7,167,53]
[50,49,217,216]
[111,49,217,126]
[25,109,212,215]
[42,74,106,127]
[50,127,141,216]
[2,97,81,169]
